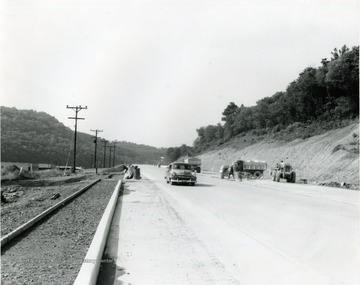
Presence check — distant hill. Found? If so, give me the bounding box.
[1,107,166,167]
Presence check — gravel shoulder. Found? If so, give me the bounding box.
[1,175,97,236]
[1,175,122,285]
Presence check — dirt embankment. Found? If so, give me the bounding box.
[200,123,359,185]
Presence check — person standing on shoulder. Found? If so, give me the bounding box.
[126,164,135,179]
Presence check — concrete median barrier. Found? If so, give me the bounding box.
[73,179,122,285]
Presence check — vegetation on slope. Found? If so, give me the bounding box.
[193,45,359,152]
[1,107,166,167]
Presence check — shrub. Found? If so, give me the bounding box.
[332,144,344,153]
[285,122,303,133]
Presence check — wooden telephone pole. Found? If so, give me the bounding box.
[102,140,108,168]
[67,105,87,173]
[90,129,103,174]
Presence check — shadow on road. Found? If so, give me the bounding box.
[195,183,215,187]
[169,183,215,187]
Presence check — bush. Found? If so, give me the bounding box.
[285,122,304,133]
[273,125,281,133]
[332,144,344,153]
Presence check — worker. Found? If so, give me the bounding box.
[280,160,285,169]
[228,165,234,179]
[126,164,134,179]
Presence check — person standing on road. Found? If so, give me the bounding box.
[229,165,234,179]
[280,160,285,169]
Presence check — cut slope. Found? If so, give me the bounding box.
[200,123,359,185]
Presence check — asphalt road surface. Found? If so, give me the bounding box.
[104,165,359,285]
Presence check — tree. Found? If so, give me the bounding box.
[166,147,181,162]
[222,102,238,140]
[254,97,273,129]
[215,123,224,140]
[203,125,218,143]
[192,45,359,151]
[326,46,359,114]
[330,45,350,61]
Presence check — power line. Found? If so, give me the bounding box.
[67,105,87,173]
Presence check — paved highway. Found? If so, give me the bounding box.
[104,165,359,285]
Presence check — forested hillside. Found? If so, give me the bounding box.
[1,107,166,167]
[194,45,359,152]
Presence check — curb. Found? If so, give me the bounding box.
[1,178,101,247]
[73,179,122,285]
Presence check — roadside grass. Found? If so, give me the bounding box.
[270,118,359,142]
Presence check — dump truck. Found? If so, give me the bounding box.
[183,157,201,173]
[273,163,296,183]
[220,159,267,179]
[233,159,267,179]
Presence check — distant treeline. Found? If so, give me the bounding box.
[165,144,194,163]
[193,45,359,151]
[1,107,167,167]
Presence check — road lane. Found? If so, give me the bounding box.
[107,165,359,285]
[106,176,240,285]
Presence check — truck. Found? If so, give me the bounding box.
[183,157,201,173]
[220,159,267,179]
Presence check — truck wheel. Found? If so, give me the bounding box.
[220,173,224,179]
[273,173,276,181]
[170,180,174,185]
[292,172,296,183]
[254,171,262,179]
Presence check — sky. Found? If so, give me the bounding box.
[1,0,358,148]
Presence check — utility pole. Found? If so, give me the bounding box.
[90,129,103,174]
[108,146,114,168]
[102,140,108,168]
[67,105,87,173]
[112,142,116,167]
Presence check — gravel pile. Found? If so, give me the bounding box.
[1,176,122,285]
